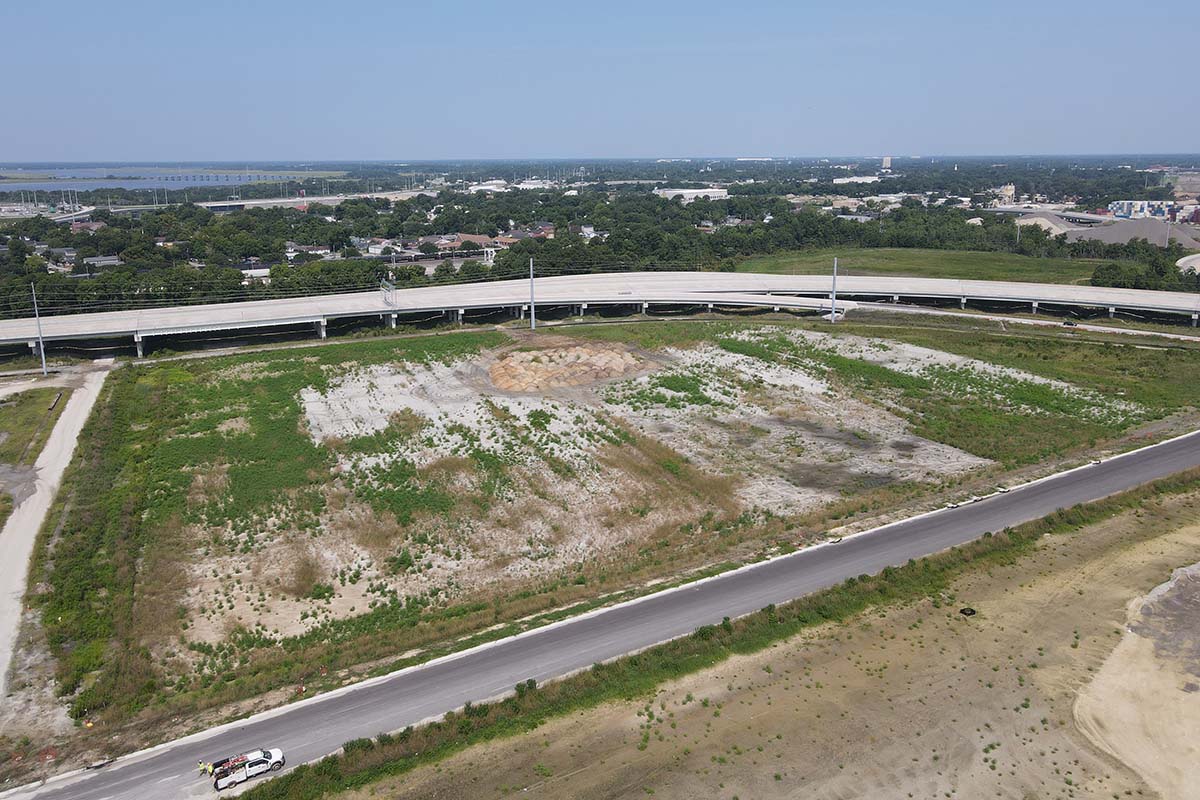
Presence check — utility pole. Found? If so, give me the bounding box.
[529,257,537,331]
[830,257,838,323]
[30,283,47,376]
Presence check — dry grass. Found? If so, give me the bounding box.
[344,503,407,553]
[286,550,322,598]
[187,461,229,507]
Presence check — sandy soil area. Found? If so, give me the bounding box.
[1076,561,1200,799]
[334,491,1200,800]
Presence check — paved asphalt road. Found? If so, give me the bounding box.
[8,430,1200,800]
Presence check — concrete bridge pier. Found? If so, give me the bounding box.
[1193,313,1198,327]
[1031,301,1039,314]
[960,296,967,309]
[387,313,397,329]
[642,302,649,314]
[578,303,587,319]
[707,303,714,313]
[457,309,465,325]
[1109,307,1116,318]
[133,332,143,358]
[316,319,327,339]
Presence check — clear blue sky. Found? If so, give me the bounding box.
[5,0,1196,161]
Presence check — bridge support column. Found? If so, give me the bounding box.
[960,296,967,309]
[707,303,714,313]
[578,303,587,319]
[893,295,900,303]
[388,314,397,329]
[1031,301,1039,315]
[134,333,143,358]
[457,309,465,325]
[642,302,649,314]
[519,305,526,320]
[316,319,327,339]
[1109,307,1116,318]
[1193,313,1198,327]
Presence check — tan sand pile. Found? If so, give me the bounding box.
[489,345,641,391]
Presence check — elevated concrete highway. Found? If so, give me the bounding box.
[2,272,1199,357]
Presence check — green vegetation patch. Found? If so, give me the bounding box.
[0,387,70,465]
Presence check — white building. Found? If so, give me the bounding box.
[652,187,729,203]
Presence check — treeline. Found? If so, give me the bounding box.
[729,162,1177,209]
[2,192,1196,318]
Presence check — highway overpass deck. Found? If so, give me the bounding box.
[1,273,1199,355]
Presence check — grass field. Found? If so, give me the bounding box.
[0,388,70,465]
[736,247,1102,284]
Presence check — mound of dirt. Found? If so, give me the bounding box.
[489,345,642,392]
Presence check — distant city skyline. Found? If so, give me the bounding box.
[4,0,1198,161]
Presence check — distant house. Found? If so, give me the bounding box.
[568,224,605,241]
[453,233,500,249]
[286,244,332,261]
[240,267,272,285]
[82,255,122,268]
[71,221,107,234]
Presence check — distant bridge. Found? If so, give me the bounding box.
[49,190,434,222]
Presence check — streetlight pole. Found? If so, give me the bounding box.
[30,283,47,376]
[529,257,536,331]
[830,257,838,323]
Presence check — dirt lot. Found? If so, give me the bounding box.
[336,491,1200,800]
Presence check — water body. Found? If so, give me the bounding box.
[0,164,331,192]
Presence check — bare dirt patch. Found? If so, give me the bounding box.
[489,344,642,391]
[216,417,249,435]
[335,492,1200,800]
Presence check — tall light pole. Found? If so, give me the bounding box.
[529,257,536,331]
[830,257,838,323]
[30,283,47,376]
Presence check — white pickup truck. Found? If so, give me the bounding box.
[212,748,286,791]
